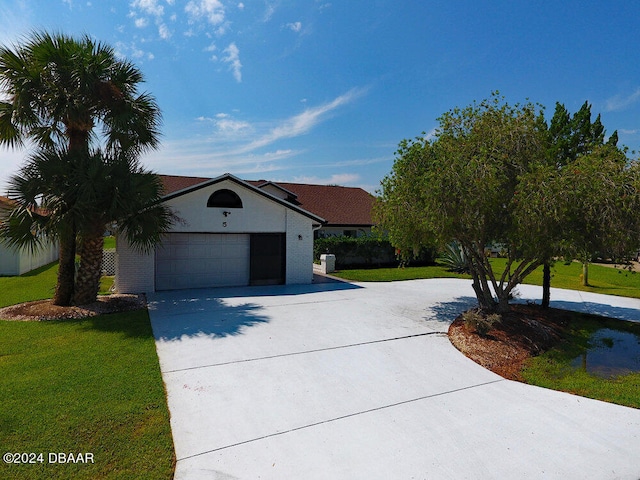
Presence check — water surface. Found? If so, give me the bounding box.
[571,328,640,378]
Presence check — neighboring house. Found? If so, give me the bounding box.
[115,173,325,293]
[0,196,59,276]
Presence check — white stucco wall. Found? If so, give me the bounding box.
[115,178,318,293]
[168,179,287,234]
[285,209,315,284]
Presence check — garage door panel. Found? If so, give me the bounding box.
[155,233,250,290]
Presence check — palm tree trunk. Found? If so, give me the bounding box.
[53,226,76,306]
[74,226,105,305]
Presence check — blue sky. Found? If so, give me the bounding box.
[1,0,640,193]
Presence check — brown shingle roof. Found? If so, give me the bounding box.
[159,175,212,196]
[253,181,374,226]
[158,175,374,227]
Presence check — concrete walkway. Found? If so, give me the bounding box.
[147,279,640,480]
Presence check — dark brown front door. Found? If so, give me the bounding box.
[250,233,286,286]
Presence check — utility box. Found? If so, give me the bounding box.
[320,254,336,274]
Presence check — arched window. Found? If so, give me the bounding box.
[207,189,243,208]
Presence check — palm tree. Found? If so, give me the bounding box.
[72,149,174,305]
[2,148,174,305]
[0,31,162,305]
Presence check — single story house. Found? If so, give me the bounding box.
[0,196,59,276]
[155,174,375,237]
[115,174,325,293]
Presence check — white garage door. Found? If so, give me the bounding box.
[155,233,250,290]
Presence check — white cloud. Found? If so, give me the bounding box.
[131,0,164,16]
[292,173,361,185]
[238,2,245,10]
[286,21,302,32]
[185,0,225,25]
[264,149,293,158]
[140,140,290,178]
[222,42,242,82]
[322,156,389,168]
[134,17,148,28]
[215,118,251,133]
[620,129,639,135]
[141,88,368,180]
[158,23,171,39]
[204,43,217,52]
[240,88,367,152]
[605,88,640,112]
[263,3,276,22]
[114,41,149,61]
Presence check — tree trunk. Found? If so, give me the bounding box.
[53,226,76,306]
[582,262,589,286]
[542,261,551,308]
[497,294,510,313]
[74,226,105,305]
[470,267,497,311]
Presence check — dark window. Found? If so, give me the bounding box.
[207,189,243,208]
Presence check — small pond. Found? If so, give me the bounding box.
[571,328,640,378]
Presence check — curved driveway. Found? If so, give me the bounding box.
[147,278,640,480]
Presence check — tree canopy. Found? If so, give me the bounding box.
[376,93,640,313]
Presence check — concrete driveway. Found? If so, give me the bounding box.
[147,278,640,480]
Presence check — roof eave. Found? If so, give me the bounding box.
[161,173,326,224]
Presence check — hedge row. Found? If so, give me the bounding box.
[314,236,436,269]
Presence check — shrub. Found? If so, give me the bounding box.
[314,235,437,269]
[439,242,469,273]
[314,235,395,268]
[462,309,501,336]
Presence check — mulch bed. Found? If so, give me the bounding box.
[448,304,573,380]
[0,294,146,321]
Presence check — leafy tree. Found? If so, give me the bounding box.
[524,145,640,287]
[0,31,162,305]
[378,94,549,312]
[374,136,437,263]
[540,101,621,297]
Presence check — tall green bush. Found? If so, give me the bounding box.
[314,235,435,268]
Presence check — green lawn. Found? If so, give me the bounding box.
[334,259,640,299]
[521,313,640,409]
[0,263,175,480]
[0,262,114,306]
[103,236,116,250]
[333,263,470,282]
[490,258,640,299]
